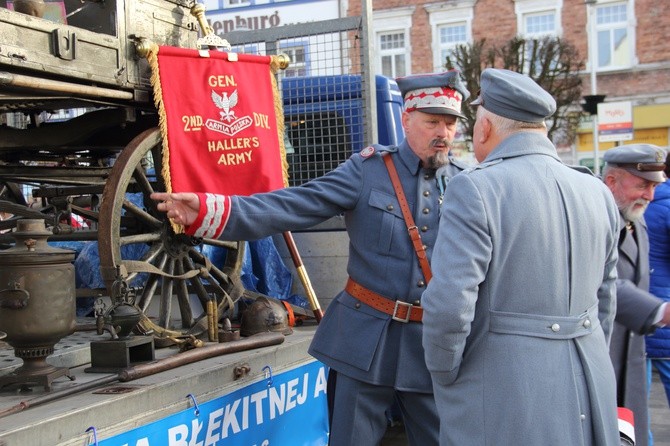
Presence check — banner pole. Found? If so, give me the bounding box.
[282,231,323,323]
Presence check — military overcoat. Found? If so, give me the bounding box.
[218,140,466,392]
[610,213,664,446]
[422,132,621,445]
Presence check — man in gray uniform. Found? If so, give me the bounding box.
[422,69,621,445]
[602,144,670,446]
[152,71,470,445]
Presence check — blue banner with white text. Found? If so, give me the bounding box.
[98,360,329,446]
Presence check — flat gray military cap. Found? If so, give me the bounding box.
[603,144,667,183]
[396,70,470,118]
[471,68,556,123]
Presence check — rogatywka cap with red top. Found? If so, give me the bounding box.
[396,70,470,118]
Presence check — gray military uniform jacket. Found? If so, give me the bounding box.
[611,214,663,446]
[422,132,621,445]
[219,140,467,392]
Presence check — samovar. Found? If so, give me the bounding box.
[0,219,76,390]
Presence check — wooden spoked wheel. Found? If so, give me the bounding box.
[97,128,246,343]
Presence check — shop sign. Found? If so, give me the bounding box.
[597,101,633,142]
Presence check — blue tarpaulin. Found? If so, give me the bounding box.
[51,236,307,316]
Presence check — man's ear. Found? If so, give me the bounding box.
[603,172,616,190]
[479,116,492,144]
[401,111,410,132]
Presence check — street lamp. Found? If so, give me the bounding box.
[581,95,606,174]
[585,0,597,94]
[583,0,603,174]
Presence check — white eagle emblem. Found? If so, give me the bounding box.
[211,89,238,122]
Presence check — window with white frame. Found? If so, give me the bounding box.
[279,43,308,78]
[437,24,467,69]
[525,11,557,72]
[515,0,562,36]
[373,7,414,78]
[524,11,556,35]
[224,0,250,7]
[426,1,474,72]
[515,0,562,73]
[379,32,407,78]
[594,1,633,70]
[202,0,223,12]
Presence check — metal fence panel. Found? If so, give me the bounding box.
[224,16,371,187]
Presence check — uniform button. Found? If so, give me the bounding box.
[423,190,430,197]
[583,319,591,328]
[386,204,394,211]
[413,300,421,305]
[422,244,428,250]
[422,208,430,214]
[421,226,428,232]
[417,280,425,287]
[550,323,560,332]
[580,414,586,421]
[355,302,361,309]
[424,174,431,180]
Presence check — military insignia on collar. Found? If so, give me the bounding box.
[657,150,665,162]
[359,146,376,158]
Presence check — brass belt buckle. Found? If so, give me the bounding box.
[392,300,412,323]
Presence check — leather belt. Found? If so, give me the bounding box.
[345,278,423,323]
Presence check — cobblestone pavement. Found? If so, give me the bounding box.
[381,370,670,445]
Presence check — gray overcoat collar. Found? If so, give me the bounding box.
[483,131,560,164]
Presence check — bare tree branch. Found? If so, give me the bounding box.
[445,35,585,147]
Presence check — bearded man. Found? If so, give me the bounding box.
[602,143,670,446]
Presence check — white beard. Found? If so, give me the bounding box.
[619,198,649,223]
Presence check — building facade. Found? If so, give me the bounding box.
[207,0,670,164]
[351,0,670,164]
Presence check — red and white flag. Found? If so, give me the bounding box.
[618,407,635,445]
[147,46,288,216]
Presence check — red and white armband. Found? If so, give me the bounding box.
[185,193,231,239]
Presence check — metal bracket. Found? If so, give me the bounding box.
[52,28,76,60]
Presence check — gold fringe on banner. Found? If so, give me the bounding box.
[146,48,290,233]
[146,44,183,233]
[269,55,290,188]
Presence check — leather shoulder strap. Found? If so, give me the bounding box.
[382,153,432,283]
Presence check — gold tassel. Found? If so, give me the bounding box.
[269,55,290,188]
[146,44,184,234]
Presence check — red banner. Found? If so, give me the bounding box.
[147,46,288,198]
